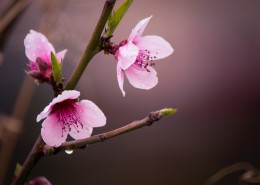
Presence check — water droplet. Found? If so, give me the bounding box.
[65,149,73,154]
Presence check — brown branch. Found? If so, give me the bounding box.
[44,108,177,155]
[12,108,176,185]
[204,162,260,185]
[0,0,32,35]
[0,0,32,65]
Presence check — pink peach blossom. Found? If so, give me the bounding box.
[24,30,67,83]
[37,90,106,147]
[115,16,174,96]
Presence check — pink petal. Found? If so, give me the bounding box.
[125,66,158,90]
[77,100,106,128]
[117,63,126,96]
[56,49,68,64]
[24,30,55,62]
[128,16,152,42]
[69,125,93,140]
[36,104,52,122]
[117,41,139,70]
[41,114,67,147]
[136,35,174,60]
[52,90,80,105]
[36,90,80,122]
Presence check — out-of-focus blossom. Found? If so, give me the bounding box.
[27,176,51,185]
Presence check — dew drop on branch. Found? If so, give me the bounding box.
[65,149,73,155]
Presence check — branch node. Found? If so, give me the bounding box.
[43,145,54,155]
[99,135,106,142]
[148,112,160,126]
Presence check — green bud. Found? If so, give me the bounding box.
[160,108,178,117]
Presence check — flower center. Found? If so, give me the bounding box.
[27,57,52,83]
[52,100,83,137]
[133,49,157,72]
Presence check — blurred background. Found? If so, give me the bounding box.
[0,0,260,184]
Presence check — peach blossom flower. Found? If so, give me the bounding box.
[37,90,106,147]
[24,30,67,83]
[115,16,173,96]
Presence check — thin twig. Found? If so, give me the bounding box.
[44,108,177,155]
[65,0,116,90]
[12,108,176,184]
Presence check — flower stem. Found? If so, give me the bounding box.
[65,0,116,90]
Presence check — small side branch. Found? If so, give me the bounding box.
[44,108,177,155]
[12,107,176,185]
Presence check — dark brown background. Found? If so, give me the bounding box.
[1,0,260,184]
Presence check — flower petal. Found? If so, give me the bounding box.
[117,63,126,96]
[125,65,158,90]
[36,90,80,122]
[24,30,55,62]
[128,16,152,42]
[117,41,139,70]
[69,125,93,140]
[41,113,67,147]
[36,103,52,122]
[77,100,106,128]
[136,35,174,60]
[52,90,80,105]
[56,49,68,64]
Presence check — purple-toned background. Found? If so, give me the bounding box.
[1,0,260,184]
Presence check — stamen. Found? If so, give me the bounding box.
[133,49,157,72]
[54,100,83,137]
